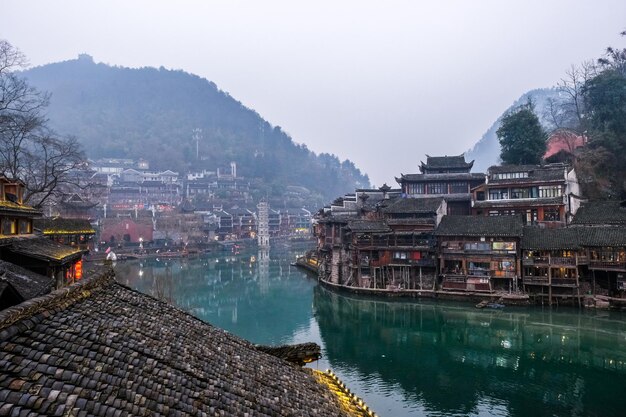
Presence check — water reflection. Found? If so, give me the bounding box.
[116,249,317,345]
[313,286,626,417]
[116,250,626,417]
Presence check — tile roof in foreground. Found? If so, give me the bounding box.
[0,269,372,417]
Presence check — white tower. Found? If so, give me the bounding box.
[257,200,270,248]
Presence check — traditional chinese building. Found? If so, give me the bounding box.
[0,176,84,288]
[571,200,626,299]
[396,154,485,215]
[471,163,583,226]
[435,215,524,293]
[521,226,583,303]
[315,192,445,291]
[34,217,97,252]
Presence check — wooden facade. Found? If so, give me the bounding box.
[435,215,523,293]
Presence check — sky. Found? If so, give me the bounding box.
[1,0,625,186]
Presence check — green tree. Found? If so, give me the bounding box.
[497,101,547,165]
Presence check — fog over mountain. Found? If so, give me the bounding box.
[466,88,559,172]
[22,55,370,204]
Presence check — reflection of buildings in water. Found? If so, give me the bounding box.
[258,248,270,294]
[313,286,626,416]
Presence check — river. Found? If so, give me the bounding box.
[115,248,626,417]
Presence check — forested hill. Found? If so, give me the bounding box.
[22,54,369,202]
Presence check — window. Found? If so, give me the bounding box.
[464,242,491,251]
[393,251,407,260]
[427,183,446,194]
[488,188,508,200]
[468,261,490,275]
[551,268,576,279]
[449,182,468,194]
[1,218,17,235]
[511,188,533,199]
[544,208,560,221]
[476,191,485,201]
[491,172,529,180]
[539,186,562,198]
[19,219,31,234]
[525,209,538,224]
[407,183,424,194]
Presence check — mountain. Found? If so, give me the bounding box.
[21,54,370,204]
[465,88,559,172]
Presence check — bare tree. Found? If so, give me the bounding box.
[545,61,597,133]
[0,39,87,208]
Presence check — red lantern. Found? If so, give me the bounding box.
[75,260,83,280]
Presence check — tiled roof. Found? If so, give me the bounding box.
[435,215,524,237]
[346,220,391,233]
[34,218,96,235]
[575,226,626,247]
[0,271,368,417]
[522,226,581,250]
[422,155,473,169]
[397,173,485,182]
[487,164,566,184]
[386,218,436,226]
[5,236,84,263]
[442,193,473,202]
[0,260,53,301]
[0,200,42,216]
[381,197,443,214]
[571,200,626,225]
[473,197,563,209]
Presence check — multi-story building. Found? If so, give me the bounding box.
[435,215,524,293]
[471,163,582,226]
[315,191,445,290]
[0,176,84,290]
[571,200,626,299]
[396,154,485,215]
[521,227,583,301]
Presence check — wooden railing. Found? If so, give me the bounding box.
[589,260,626,270]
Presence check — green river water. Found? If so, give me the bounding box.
[115,248,626,417]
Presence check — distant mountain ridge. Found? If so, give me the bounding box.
[465,87,559,172]
[21,54,370,203]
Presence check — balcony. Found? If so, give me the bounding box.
[589,260,626,271]
[551,278,578,287]
[523,256,549,266]
[523,276,549,285]
[550,257,576,266]
[523,276,577,286]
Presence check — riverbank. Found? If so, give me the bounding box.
[295,255,626,309]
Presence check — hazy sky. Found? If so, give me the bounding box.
[2,1,625,186]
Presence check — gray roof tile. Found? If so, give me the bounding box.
[571,200,626,225]
[435,215,524,237]
[0,271,367,416]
